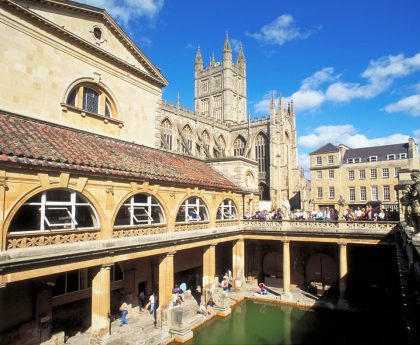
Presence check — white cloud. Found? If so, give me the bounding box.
[298,124,412,149]
[77,0,164,26]
[384,94,420,116]
[247,15,319,46]
[299,154,310,173]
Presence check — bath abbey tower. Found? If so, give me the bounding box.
[158,35,302,210]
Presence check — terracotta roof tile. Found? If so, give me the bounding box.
[0,113,242,192]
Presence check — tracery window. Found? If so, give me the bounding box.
[65,82,116,118]
[114,194,165,226]
[202,130,210,153]
[182,125,194,153]
[233,136,246,156]
[255,133,269,173]
[161,119,173,150]
[213,95,222,120]
[176,197,208,222]
[216,199,238,220]
[9,189,99,233]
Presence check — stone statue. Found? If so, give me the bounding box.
[400,184,413,225]
[282,198,291,219]
[410,172,420,234]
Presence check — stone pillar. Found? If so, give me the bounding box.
[203,244,216,288]
[232,239,245,289]
[338,242,348,309]
[159,252,175,309]
[91,265,111,340]
[282,240,290,294]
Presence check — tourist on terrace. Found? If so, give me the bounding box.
[273,208,283,221]
[119,301,128,326]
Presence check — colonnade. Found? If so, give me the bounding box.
[89,238,348,339]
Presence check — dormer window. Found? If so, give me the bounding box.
[387,154,396,160]
[369,156,377,162]
[400,153,407,159]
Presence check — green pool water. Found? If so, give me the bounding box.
[181,299,406,345]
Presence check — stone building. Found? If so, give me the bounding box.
[157,36,301,211]
[309,140,420,212]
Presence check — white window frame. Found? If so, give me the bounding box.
[383,168,389,179]
[371,186,378,201]
[329,187,335,199]
[399,153,407,159]
[383,186,390,201]
[316,157,322,166]
[317,187,323,199]
[348,170,355,180]
[387,154,396,160]
[217,199,238,220]
[370,168,377,179]
[116,194,165,227]
[395,167,401,177]
[328,155,334,165]
[328,170,334,179]
[349,187,356,202]
[178,197,208,223]
[360,186,367,201]
[369,156,378,162]
[317,170,322,180]
[359,169,366,180]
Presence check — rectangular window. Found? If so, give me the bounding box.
[383,185,390,201]
[395,167,401,177]
[317,187,323,199]
[387,154,396,160]
[371,186,378,201]
[354,158,361,163]
[348,170,355,180]
[383,168,389,178]
[328,155,334,165]
[346,158,354,164]
[359,169,366,180]
[370,168,377,179]
[360,186,367,201]
[369,156,378,162]
[329,187,335,199]
[316,157,322,166]
[349,187,355,202]
[400,153,407,159]
[328,170,334,179]
[316,170,322,179]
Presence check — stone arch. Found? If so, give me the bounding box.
[304,253,338,287]
[233,135,246,156]
[175,195,210,222]
[216,198,239,220]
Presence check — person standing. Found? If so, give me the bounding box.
[119,302,128,326]
[138,291,145,312]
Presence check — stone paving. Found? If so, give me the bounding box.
[65,283,337,345]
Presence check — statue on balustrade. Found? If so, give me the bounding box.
[400,184,413,225]
[410,172,420,234]
[282,198,291,220]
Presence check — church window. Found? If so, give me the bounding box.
[9,189,99,233]
[202,79,209,94]
[114,193,165,226]
[182,125,194,153]
[259,183,270,201]
[217,199,238,220]
[161,119,173,150]
[233,136,246,156]
[255,133,269,173]
[214,75,222,90]
[201,99,209,116]
[176,197,208,223]
[202,130,210,153]
[213,95,222,120]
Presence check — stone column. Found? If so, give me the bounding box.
[159,252,175,309]
[338,242,348,309]
[91,264,111,339]
[232,239,245,288]
[282,240,290,294]
[203,244,216,289]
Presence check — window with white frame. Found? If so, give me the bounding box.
[216,199,238,220]
[360,186,367,201]
[349,187,355,202]
[9,189,99,233]
[114,194,165,226]
[348,170,355,180]
[395,167,401,177]
[371,186,378,201]
[383,185,390,201]
[359,169,366,180]
[370,168,377,179]
[328,155,334,165]
[329,186,335,199]
[400,153,407,159]
[328,170,334,179]
[369,156,378,162]
[176,197,208,222]
[383,168,389,178]
[387,154,396,160]
[354,158,361,163]
[316,157,322,166]
[317,187,323,199]
[317,170,322,179]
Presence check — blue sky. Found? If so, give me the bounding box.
[80,0,419,173]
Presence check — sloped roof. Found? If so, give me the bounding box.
[0,112,241,192]
[309,143,339,155]
[343,143,409,163]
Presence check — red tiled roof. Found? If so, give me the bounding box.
[0,112,242,192]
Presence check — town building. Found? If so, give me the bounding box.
[309,140,419,213]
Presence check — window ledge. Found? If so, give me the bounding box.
[61,104,124,128]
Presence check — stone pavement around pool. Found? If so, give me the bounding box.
[65,283,337,345]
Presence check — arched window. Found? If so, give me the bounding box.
[255,133,269,173]
[161,119,173,150]
[259,183,270,201]
[233,136,246,156]
[202,130,210,153]
[65,82,116,118]
[114,194,165,226]
[182,125,194,153]
[217,199,238,220]
[9,189,99,233]
[176,197,208,222]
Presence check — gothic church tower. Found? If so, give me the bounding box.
[194,34,247,124]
